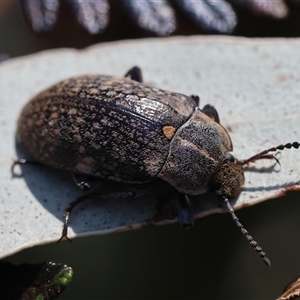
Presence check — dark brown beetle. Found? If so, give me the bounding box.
[14,67,299,266]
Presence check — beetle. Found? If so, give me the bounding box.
[14,66,299,266]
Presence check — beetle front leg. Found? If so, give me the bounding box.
[177,194,194,228]
[124,66,143,82]
[202,104,220,124]
[190,95,200,107]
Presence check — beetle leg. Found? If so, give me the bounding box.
[11,158,42,177]
[102,184,151,200]
[202,104,220,124]
[57,193,91,243]
[190,95,200,107]
[124,66,143,82]
[177,194,194,228]
[58,183,151,242]
[71,172,104,191]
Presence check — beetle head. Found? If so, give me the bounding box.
[210,142,299,267]
[211,142,300,198]
[209,153,244,198]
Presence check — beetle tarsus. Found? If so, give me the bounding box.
[57,212,72,243]
[72,172,105,191]
[71,172,92,190]
[177,194,194,228]
[255,154,280,166]
[58,194,93,242]
[11,158,41,177]
[124,66,143,82]
[223,196,271,267]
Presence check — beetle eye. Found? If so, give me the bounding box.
[225,153,235,162]
[209,178,221,192]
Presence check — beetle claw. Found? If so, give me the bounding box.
[57,212,72,243]
[11,158,41,177]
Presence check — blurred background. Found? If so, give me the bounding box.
[1,1,300,299]
[1,1,300,58]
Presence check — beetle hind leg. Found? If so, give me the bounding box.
[11,158,42,177]
[124,66,143,82]
[58,183,152,242]
[57,193,91,243]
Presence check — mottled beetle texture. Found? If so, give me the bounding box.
[15,66,300,267]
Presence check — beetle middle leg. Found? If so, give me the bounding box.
[124,66,143,82]
[71,172,104,191]
[58,183,152,242]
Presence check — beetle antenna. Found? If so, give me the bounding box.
[241,142,300,165]
[223,196,271,267]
